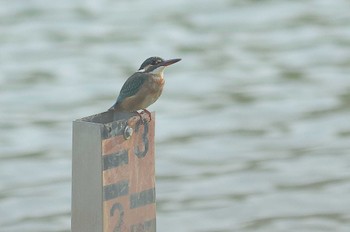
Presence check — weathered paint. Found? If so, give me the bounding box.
[72,111,156,232]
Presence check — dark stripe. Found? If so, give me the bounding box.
[131,218,156,232]
[130,188,155,209]
[103,150,128,170]
[104,180,129,201]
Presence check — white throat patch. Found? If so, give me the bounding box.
[150,66,165,75]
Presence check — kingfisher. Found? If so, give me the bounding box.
[109,56,181,120]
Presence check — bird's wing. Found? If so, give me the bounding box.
[116,72,148,104]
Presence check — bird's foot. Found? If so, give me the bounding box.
[141,109,152,122]
[133,110,151,124]
[134,111,144,123]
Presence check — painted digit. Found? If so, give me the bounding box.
[134,120,149,158]
[110,203,124,232]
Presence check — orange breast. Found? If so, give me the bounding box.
[116,75,165,112]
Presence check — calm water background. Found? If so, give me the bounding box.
[1,0,350,231]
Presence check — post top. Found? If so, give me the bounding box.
[76,111,135,125]
[74,111,154,139]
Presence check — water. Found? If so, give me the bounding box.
[1,0,350,231]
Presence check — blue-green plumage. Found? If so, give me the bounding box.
[115,72,148,105]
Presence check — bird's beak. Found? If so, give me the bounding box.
[160,58,181,67]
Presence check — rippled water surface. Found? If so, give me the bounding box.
[1,0,350,231]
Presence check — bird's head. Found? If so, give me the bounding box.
[138,57,181,75]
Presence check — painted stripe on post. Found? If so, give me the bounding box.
[103,150,128,170]
[131,218,156,232]
[104,180,129,201]
[130,188,155,209]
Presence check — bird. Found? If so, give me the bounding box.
[109,56,181,121]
